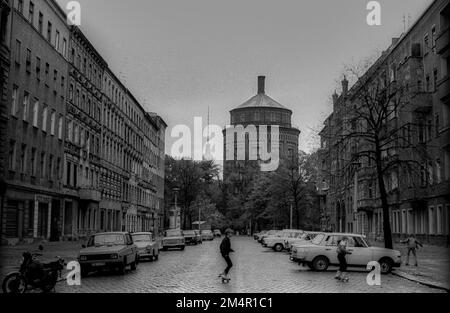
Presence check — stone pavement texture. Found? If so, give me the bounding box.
[0,237,445,293]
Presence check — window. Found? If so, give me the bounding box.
[435,114,440,137]
[8,141,16,170]
[437,205,443,234]
[424,33,429,54]
[32,100,39,127]
[56,158,61,180]
[426,75,430,92]
[62,38,67,58]
[42,105,48,132]
[28,2,34,24]
[15,39,21,64]
[69,84,74,101]
[31,148,37,176]
[40,152,46,178]
[38,12,43,34]
[55,30,60,51]
[58,115,63,140]
[431,26,437,52]
[53,69,57,82]
[50,110,56,135]
[48,155,54,181]
[436,159,442,184]
[45,63,49,82]
[428,162,434,185]
[47,22,52,43]
[67,119,73,141]
[20,144,27,174]
[429,207,435,235]
[11,85,18,116]
[22,91,29,121]
[36,56,41,79]
[433,68,438,92]
[18,0,23,14]
[25,49,31,72]
[61,76,65,88]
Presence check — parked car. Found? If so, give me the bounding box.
[284,231,321,252]
[290,233,401,274]
[78,232,139,276]
[131,232,159,261]
[258,230,280,243]
[262,229,304,252]
[162,229,185,250]
[254,231,267,241]
[183,230,199,245]
[201,230,214,241]
[213,229,222,237]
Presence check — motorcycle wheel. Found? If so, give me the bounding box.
[2,273,27,294]
[41,279,57,293]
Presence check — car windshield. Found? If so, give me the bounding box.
[88,234,125,246]
[132,234,152,242]
[311,234,325,245]
[184,230,195,235]
[165,230,182,237]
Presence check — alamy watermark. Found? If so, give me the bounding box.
[170,117,280,172]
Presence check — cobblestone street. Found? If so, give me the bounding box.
[1,236,444,293]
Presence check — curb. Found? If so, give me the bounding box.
[392,270,450,292]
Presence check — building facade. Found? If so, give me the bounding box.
[0,0,166,244]
[319,0,450,245]
[1,0,69,244]
[62,26,106,240]
[223,76,300,182]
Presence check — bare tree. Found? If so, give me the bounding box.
[324,58,432,249]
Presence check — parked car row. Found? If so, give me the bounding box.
[254,230,402,274]
[77,228,220,277]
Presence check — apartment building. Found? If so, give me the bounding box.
[0,0,167,244]
[319,0,450,245]
[62,26,107,240]
[1,0,69,244]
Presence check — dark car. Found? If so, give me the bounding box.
[78,232,139,276]
[183,230,198,245]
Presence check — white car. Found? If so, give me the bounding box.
[258,230,281,243]
[284,231,321,252]
[290,233,402,274]
[131,232,159,261]
[262,229,304,252]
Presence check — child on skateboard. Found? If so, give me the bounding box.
[335,236,352,282]
[219,228,234,282]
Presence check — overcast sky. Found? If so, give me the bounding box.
[56,0,432,157]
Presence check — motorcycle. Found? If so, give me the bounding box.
[2,245,66,293]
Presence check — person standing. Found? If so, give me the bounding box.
[219,228,234,280]
[335,236,352,281]
[401,235,423,266]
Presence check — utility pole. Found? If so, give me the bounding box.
[290,203,293,229]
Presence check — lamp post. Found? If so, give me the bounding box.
[172,187,180,229]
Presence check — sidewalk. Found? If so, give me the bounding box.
[375,242,450,291]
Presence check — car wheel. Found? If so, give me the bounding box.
[379,258,393,274]
[154,253,159,261]
[306,262,314,270]
[274,243,283,252]
[312,256,329,271]
[80,265,89,278]
[130,260,137,271]
[119,258,127,275]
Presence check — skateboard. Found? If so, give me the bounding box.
[337,277,349,282]
[219,274,231,284]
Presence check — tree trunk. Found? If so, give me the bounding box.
[375,142,393,249]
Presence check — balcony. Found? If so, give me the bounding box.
[438,75,450,102]
[79,188,101,202]
[357,198,381,212]
[436,27,450,57]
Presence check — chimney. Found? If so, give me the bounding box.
[258,76,266,94]
[342,76,348,96]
